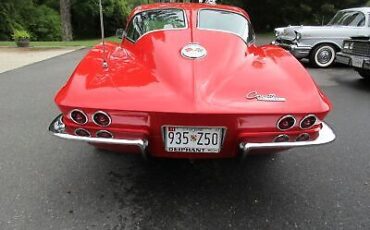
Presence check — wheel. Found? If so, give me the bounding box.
[309,44,336,68]
[356,69,370,80]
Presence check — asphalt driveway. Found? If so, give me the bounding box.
[0,48,369,230]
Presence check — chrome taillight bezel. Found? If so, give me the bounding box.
[273,134,290,142]
[296,133,310,142]
[96,130,114,138]
[277,115,296,131]
[92,111,112,127]
[74,128,91,137]
[69,109,88,125]
[300,114,319,129]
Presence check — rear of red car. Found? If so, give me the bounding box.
[49,3,335,159]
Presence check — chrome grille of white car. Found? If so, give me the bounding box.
[348,41,370,57]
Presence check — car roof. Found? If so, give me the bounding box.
[341,7,370,14]
[129,3,249,19]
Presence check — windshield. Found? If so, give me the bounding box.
[328,10,366,27]
[198,9,254,42]
[126,9,186,42]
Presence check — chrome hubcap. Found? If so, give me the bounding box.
[317,48,333,64]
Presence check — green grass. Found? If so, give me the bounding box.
[0,37,120,48]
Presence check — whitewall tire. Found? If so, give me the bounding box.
[310,44,336,68]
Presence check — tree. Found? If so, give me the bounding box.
[60,0,72,41]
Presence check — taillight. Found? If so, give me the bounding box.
[300,115,317,129]
[96,130,113,138]
[93,111,111,127]
[274,134,290,142]
[70,109,88,125]
[277,115,296,130]
[74,128,90,137]
[296,133,310,142]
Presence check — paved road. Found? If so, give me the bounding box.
[0,48,369,230]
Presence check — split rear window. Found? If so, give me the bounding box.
[198,9,254,42]
[126,9,186,42]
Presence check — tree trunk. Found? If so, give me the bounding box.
[60,0,73,41]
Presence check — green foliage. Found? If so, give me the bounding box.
[12,29,31,41]
[0,0,61,40]
[71,0,150,39]
[367,0,370,6]
[27,5,62,41]
[0,0,28,40]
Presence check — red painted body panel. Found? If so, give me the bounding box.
[54,3,332,158]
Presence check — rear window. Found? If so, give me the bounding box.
[198,9,254,42]
[126,9,186,42]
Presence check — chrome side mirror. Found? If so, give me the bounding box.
[116,28,126,39]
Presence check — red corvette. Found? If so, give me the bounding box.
[49,3,335,159]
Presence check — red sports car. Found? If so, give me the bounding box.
[49,3,335,159]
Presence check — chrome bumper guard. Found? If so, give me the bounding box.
[239,122,335,156]
[49,114,148,156]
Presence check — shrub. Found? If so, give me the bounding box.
[12,29,31,41]
[26,5,62,41]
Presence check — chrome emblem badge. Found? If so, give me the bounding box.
[246,91,286,102]
[181,43,207,59]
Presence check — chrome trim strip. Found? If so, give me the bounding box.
[277,115,296,131]
[92,110,112,127]
[49,114,148,156]
[300,114,319,129]
[69,109,88,125]
[240,122,335,156]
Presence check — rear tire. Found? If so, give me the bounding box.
[356,69,370,80]
[309,44,336,68]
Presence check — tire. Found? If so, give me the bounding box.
[356,69,370,80]
[309,44,336,68]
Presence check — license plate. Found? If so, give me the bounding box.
[163,126,225,153]
[352,57,364,68]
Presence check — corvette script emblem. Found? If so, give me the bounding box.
[246,91,286,102]
[181,43,207,59]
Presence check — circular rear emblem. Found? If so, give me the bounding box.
[181,44,207,59]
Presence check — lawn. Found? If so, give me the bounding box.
[0,37,120,48]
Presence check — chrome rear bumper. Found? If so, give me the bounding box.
[49,114,148,155]
[240,122,335,156]
[50,114,335,158]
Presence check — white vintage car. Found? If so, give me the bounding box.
[273,7,370,68]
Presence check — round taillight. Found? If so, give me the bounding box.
[74,128,90,137]
[93,111,111,127]
[70,109,88,125]
[300,115,317,129]
[296,133,310,142]
[277,115,296,130]
[274,134,289,142]
[96,130,113,138]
